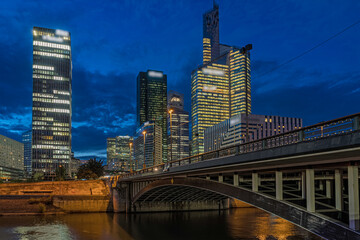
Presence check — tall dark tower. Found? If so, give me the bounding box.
[137,70,167,163]
[31,27,72,177]
[203,2,220,63]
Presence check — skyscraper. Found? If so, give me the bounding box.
[22,130,32,175]
[133,121,162,169]
[107,136,133,172]
[203,2,220,64]
[168,91,190,161]
[137,70,167,162]
[191,4,252,155]
[31,27,72,177]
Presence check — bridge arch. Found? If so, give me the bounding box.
[131,177,359,240]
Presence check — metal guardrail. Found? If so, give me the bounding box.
[119,113,360,179]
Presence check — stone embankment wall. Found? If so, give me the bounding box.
[0,180,109,196]
[0,180,112,213]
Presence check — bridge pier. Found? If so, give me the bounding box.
[348,165,359,230]
[325,180,332,198]
[275,171,283,200]
[306,169,315,212]
[252,172,259,192]
[301,171,306,199]
[218,174,223,183]
[233,173,239,187]
[334,169,343,211]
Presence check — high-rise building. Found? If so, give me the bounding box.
[203,2,220,64]
[191,4,252,155]
[22,130,32,175]
[168,91,190,161]
[0,134,24,179]
[107,136,133,172]
[133,121,162,169]
[204,114,303,152]
[31,27,72,177]
[137,70,167,162]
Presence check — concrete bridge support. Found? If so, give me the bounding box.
[275,171,283,200]
[306,169,315,212]
[348,165,359,230]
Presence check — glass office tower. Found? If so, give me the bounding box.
[31,27,72,177]
[167,91,190,161]
[191,4,252,155]
[203,2,220,64]
[107,136,133,172]
[22,130,32,175]
[137,70,167,163]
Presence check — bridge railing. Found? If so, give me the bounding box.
[120,113,360,179]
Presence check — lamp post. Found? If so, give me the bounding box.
[129,142,133,172]
[240,44,252,143]
[168,109,173,162]
[142,130,147,169]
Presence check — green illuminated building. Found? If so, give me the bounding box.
[137,70,167,162]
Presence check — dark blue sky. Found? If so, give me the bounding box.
[0,0,359,160]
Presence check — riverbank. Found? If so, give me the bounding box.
[0,180,112,215]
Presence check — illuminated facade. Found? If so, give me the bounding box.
[107,136,133,172]
[168,91,190,161]
[0,134,24,171]
[31,27,72,176]
[203,2,219,63]
[204,114,303,152]
[133,121,162,169]
[22,130,32,175]
[191,4,252,155]
[137,70,167,162]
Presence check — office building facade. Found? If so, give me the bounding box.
[137,70,167,162]
[32,27,72,176]
[107,136,133,172]
[204,113,303,152]
[191,4,252,155]
[168,91,190,161]
[0,134,24,170]
[22,130,32,175]
[133,121,162,169]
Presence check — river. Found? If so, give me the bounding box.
[0,208,322,240]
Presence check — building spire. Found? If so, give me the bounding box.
[213,0,219,9]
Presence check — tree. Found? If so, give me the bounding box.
[55,165,66,181]
[33,172,44,181]
[77,158,104,180]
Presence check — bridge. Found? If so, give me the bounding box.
[110,113,360,240]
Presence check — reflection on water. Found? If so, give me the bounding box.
[0,209,323,240]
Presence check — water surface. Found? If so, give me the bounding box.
[0,208,323,240]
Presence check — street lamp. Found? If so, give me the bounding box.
[240,44,252,143]
[142,130,147,169]
[168,109,174,162]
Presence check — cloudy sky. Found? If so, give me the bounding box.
[0,0,359,160]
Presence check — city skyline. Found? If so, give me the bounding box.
[0,0,359,160]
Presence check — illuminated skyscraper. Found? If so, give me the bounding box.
[191,4,252,155]
[133,121,162,169]
[203,2,220,64]
[137,70,167,162]
[107,136,133,172]
[31,27,72,177]
[168,91,189,161]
